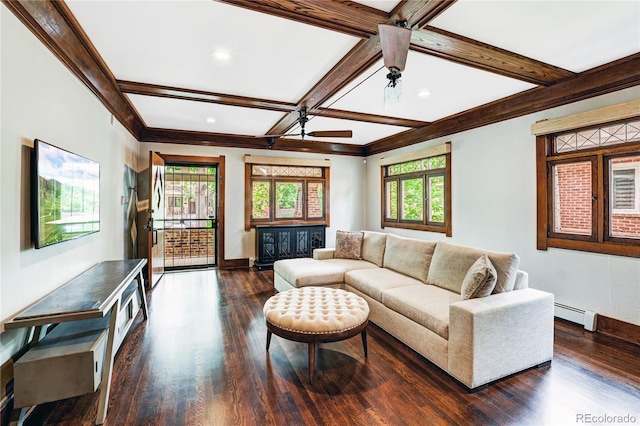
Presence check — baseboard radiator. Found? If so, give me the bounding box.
[554,303,597,331]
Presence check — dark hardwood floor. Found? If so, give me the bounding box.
[24,268,640,426]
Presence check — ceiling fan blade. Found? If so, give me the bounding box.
[254,133,300,138]
[378,24,411,72]
[306,130,353,138]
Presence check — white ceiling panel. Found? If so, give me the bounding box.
[323,52,535,122]
[66,1,360,102]
[28,0,636,149]
[429,1,640,73]
[127,94,286,135]
[287,116,409,146]
[351,0,400,13]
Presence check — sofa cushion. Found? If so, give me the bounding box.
[345,268,422,303]
[361,231,387,267]
[460,254,497,300]
[383,234,436,283]
[274,257,379,288]
[382,285,461,340]
[427,241,520,294]
[335,230,364,260]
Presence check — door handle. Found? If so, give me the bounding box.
[152,229,158,246]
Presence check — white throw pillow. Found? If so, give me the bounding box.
[460,254,497,300]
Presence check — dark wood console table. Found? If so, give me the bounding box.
[254,224,326,270]
[4,259,148,425]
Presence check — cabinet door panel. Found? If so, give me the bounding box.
[294,228,310,258]
[277,230,292,258]
[260,230,277,263]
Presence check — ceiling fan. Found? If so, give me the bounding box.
[378,20,412,109]
[260,106,353,149]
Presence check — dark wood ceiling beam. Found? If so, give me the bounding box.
[312,108,429,128]
[410,26,576,86]
[2,0,145,139]
[214,0,387,38]
[118,80,298,113]
[265,37,383,136]
[117,80,428,128]
[391,0,457,28]
[140,128,365,156]
[263,2,455,138]
[366,53,640,155]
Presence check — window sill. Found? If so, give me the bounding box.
[547,237,640,258]
[382,221,451,236]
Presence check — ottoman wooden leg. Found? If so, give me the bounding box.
[361,329,368,357]
[308,343,316,383]
[266,330,272,352]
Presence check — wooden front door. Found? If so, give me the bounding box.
[148,152,165,288]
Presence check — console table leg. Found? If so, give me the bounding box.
[95,300,120,425]
[136,271,149,320]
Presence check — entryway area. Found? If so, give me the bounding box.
[164,162,219,269]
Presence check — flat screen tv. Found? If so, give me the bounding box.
[32,139,100,248]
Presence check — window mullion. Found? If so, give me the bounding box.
[423,174,428,226]
[595,155,604,242]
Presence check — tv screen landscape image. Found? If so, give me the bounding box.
[33,139,100,248]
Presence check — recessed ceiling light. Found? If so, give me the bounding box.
[206,117,216,124]
[210,49,231,61]
[418,89,431,98]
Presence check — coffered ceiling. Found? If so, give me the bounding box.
[5,0,640,156]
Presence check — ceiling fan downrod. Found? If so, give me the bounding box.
[298,106,309,140]
[386,69,402,88]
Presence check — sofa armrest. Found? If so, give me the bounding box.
[313,248,335,260]
[448,288,554,390]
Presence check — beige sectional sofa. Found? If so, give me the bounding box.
[274,231,554,390]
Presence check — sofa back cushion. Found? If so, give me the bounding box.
[383,234,436,283]
[361,231,387,267]
[427,241,520,294]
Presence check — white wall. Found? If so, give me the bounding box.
[137,143,366,262]
[365,86,640,326]
[0,7,138,361]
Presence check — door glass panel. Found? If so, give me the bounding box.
[164,165,217,268]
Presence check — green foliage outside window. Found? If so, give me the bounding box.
[247,163,328,228]
[386,181,398,219]
[252,181,270,219]
[401,178,424,220]
[429,176,445,222]
[275,182,302,218]
[383,152,449,233]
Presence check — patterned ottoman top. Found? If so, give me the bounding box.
[263,287,369,334]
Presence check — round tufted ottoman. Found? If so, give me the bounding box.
[264,287,370,383]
